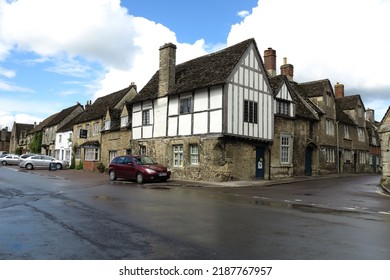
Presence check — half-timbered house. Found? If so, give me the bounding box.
[131,39,274,181]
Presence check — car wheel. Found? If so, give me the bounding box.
[1,161,7,166]
[136,172,144,184]
[109,170,117,181]
[56,163,62,170]
[26,163,33,170]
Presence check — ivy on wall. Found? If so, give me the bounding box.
[29,131,42,154]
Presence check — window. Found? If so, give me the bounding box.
[244,100,258,124]
[344,149,351,163]
[142,110,150,125]
[139,145,147,155]
[325,148,335,163]
[180,97,192,114]
[104,120,111,131]
[276,100,290,116]
[93,122,100,136]
[121,116,128,128]
[85,148,99,161]
[358,128,365,142]
[280,135,291,164]
[190,144,199,165]
[75,148,81,160]
[173,145,183,167]
[326,119,334,136]
[359,151,367,164]
[109,151,117,163]
[59,135,62,143]
[344,125,350,139]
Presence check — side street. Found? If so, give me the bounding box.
[1,39,390,187]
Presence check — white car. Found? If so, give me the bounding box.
[19,155,69,170]
[1,154,20,165]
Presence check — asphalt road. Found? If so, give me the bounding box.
[1,166,389,259]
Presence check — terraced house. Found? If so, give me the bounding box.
[131,39,274,181]
[71,84,137,172]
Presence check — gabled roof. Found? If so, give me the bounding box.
[46,103,83,127]
[379,106,390,133]
[28,114,59,134]
[336,95,366,111]
[13,123,35,137]
[335,101,356,126]
[134,38,256,102]
[74,85,136,124]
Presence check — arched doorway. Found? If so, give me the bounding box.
[305,142,317,176]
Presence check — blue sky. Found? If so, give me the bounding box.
[1,0,390,130]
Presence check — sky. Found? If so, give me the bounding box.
[0,0,389,131]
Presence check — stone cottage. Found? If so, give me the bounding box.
[131,39,274,181]
[379,106,390,188]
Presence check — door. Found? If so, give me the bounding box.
[304,147,312,176]
[256,147,265,179]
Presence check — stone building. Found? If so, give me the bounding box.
[0,127,11,153]
[379,106,390,188]
[71,84,137,172]
[9,122,34,154]
[131,39,274,181]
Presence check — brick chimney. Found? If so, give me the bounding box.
[334,82,344,98]
[159,43,176,97]
[280,57,294,81]
[264,48,276,77]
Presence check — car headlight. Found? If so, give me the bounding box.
[145,168,157,174]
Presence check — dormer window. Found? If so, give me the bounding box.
[104,120,111,131]
[121,116,128,128]
[276,100,290,116]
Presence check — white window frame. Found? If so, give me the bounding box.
[344,125,350,139]
[325,147,335,163]
[326,119,335,136]
[104,120,111,131]
[121,116,128,128]
[190,144,199,165]
[280,134,291,164]
[93,122,100,136]
[173,145,184,167]
[142,110,150,125]
[85,148,99,161]
[358,128,365,142]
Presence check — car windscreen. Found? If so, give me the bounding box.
[134,156,157,165]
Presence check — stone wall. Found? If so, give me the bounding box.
[101,129,132,165]
[132,136,270,182]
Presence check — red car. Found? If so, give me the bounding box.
[108,155,171,184]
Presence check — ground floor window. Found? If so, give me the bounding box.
[344,149,351,163]
[173,145,183,167]
[358,151,367,164]
[139,145,147,155]
[109,150,117,163]
[190,144,199,165]
[280,134,291,164]
[325,147,335,163]
[75,148,81,160]
[85,148,99,161]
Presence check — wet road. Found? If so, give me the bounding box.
[1,167,390,259]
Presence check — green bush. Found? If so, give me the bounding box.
[75,161,83,170]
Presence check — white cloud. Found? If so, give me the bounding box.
[0,79,33,92]
[227,0,390,120]
[238,10,250,18]
[0,66,15,78]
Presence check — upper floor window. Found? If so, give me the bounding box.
[180,97,192,114]
[343,125,350,139]
[93,122,100,136]
[142,110,150,125]
[326,119,334,136]
[276,100,290,116]
[104,120,111,131]
[121,116,128,128]
[358,128,365,141]
[244,100,258,124]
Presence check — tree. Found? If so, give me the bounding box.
[30,131,42,154]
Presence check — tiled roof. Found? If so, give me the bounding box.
[134,38,256,102]
[28,114,59,134]
[298,79,333,98]
[335,101,356,125]
[336,95,365,111]
[74,85,135,124]
[14,123,35,137]
[46,103,83,127]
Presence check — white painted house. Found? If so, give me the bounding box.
[131,39,274,181]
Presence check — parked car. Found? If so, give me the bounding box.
[108,155,171,184]
[1,154,20,165]
[19,155,69,170]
